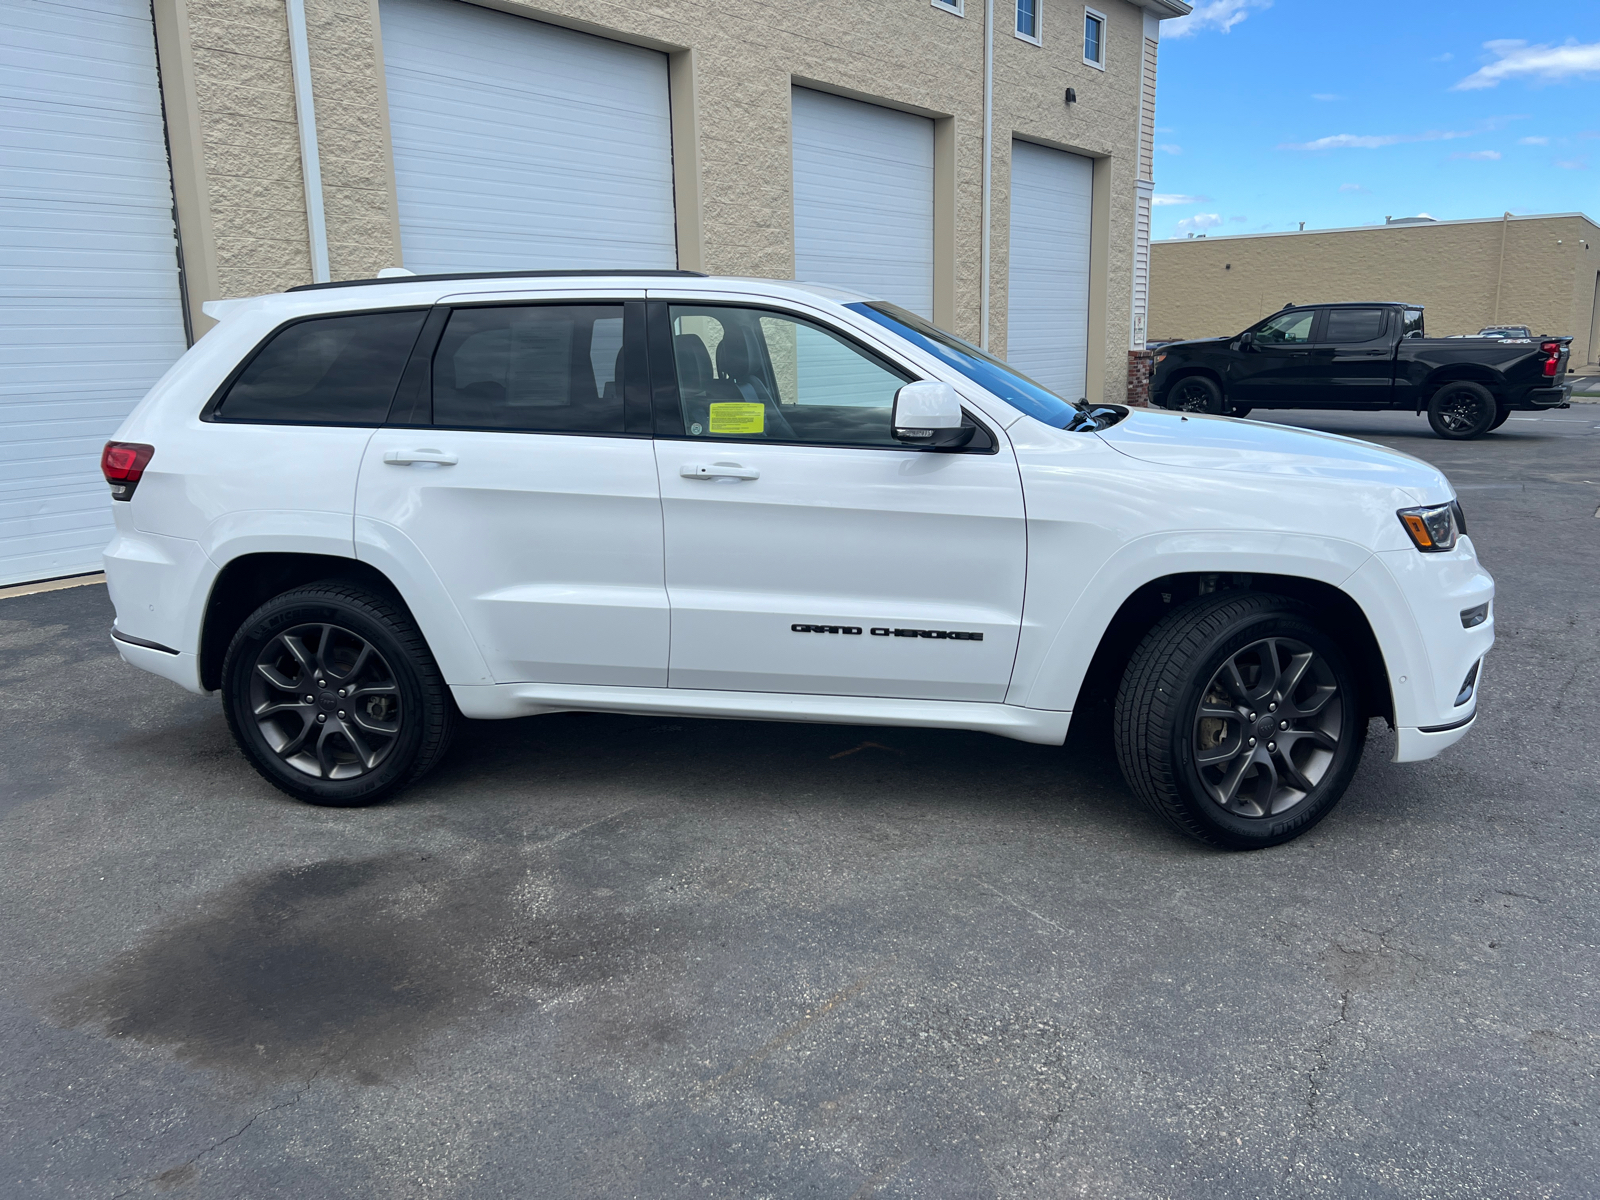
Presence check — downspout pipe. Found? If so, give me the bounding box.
[286,0,331,283]
[980,0,993,350]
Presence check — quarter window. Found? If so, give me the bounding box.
[1402,308,1426,338]
[1083,8,1106,67]
[668,305,912,447]
[431,305,627,433]
[1323,308,1387,344]
[214,309,426,424]
[1254,310,1316,345]
[1016,0,1040,43]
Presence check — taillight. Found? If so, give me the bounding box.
[101,442,154,501]
[1541,340,1562,377]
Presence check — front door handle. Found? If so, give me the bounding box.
[384,449,458,466]
[680,462,760,481]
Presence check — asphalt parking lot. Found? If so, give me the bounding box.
[3,406,1597,1199]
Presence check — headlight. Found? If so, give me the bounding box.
[1397,500,1466,552]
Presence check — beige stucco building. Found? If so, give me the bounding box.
[2,0,1190,586]
[1149,212,1600,364]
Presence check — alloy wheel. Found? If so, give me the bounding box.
[1171,380,1215,412]
[1190,636,1344,818]
[248,622,403,779]
[1433,386,1492,434]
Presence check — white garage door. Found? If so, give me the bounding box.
[791,88,934,317]
[1007,140,1093,401]
[0,0,188,587]
[380,0,677,274]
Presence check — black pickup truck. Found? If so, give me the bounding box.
[1151,302,1573,438]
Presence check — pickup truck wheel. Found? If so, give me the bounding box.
[1113,592,1366,850]
[221,582,457,807]
[1487,405,1512,431]
[1427,382,1497,439]
[1168,376,1225,415]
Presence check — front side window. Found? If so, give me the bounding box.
[1084,8,1106,66]
[432,304,626,433]
[1253,309,1317,345]
[668,304,911,447]
[1016,0,1039,42]
[1323,308,1387,344]
[214,309,426,424]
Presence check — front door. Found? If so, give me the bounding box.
[649,299,1026,701]
[356,297,670,685]
[1228,308,1319,407]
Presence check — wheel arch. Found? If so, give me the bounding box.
[1418,364,1506,403]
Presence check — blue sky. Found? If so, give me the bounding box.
[1150,0,1600,240]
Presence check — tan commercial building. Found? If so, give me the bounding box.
[1149,212,1600,365]
[2,0,1188,586]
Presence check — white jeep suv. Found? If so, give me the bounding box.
[101,271,1494,849]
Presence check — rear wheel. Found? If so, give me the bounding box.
[1427,381,1497,439]
[1167,375,1225,415]
[221,582,457,806]
[1113,592,1366,850]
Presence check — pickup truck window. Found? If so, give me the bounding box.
[1403,309,1425,338]
[1324,308,1386,343]
[1254,310,1315,345]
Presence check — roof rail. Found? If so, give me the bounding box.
[286,268,710,293]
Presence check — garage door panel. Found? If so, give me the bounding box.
[0,0,188,585]
[1007,141,1092,401]
[380,0,676,275]
[791,88,934,318]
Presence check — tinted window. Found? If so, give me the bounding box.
[1403,308,1425,338]
[432,305,625,433]
[1323,308,1386,343]
[669,305,912,447]
[1254,310,1316,345]
[216,310,426,424]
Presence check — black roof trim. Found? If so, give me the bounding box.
[287,269,709,294]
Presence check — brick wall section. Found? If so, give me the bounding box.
[1126,349,1153,406]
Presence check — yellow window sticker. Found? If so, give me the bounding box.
[707,402,764,434]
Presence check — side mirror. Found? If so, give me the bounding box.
[892,382,973,449]
[1238,331,1256,351]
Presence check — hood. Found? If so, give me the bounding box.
[1094,409,1452,502]
[1158,337,1229,353]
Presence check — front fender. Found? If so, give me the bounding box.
[1008,531,1374,711]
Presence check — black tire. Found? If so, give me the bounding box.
[1113,592,1367,850]
[221,581,457,806]
[1166,375,1226,415]
[1487,405,1512,431]
[1427,381,1497,439]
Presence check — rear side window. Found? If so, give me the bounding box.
[214,310,426,424]
[432,305,626,433]
[1323,308,1387,343]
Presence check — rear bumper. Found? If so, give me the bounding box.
[1512,384,1571,409]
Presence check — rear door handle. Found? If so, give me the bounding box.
[680,462,760,481]
[384,449,458,466]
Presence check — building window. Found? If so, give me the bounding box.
[1084,8,1106,68]
[931,0,963,14]
[1016,0,1041,44]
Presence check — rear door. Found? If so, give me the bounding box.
[1304,307,1395,406]
[355,293,670,685]
[648,296,1026,701]
[1228,308,1320,407]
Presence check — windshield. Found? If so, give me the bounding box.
[847,302,1082,429]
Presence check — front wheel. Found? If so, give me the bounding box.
[1427,382,1497,439]
[1166,375,1226,415]
[1113,592,1366,850]
[221,582,457,806]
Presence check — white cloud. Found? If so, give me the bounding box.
[1156,143,1183,155]
[1453,39,1600,90]
[1453,150,1502,160]
[1555,158,1588,170]
[1312,93,1342,101]
[1519,136,1551,145]
[1177,213,1225,232]
[1431,52,1454,63]
[1152,193,1210,206]
[1338,183,1368,192]
[1280,129,1474,150]
[1164,0,1271,39]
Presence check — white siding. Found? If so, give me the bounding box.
[1006,141,1093,400]
[0,0,188,586]
[379,0,677,274]
[791,88,935,318]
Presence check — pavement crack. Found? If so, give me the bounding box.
[1283,990,1351,1181]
